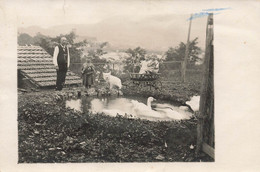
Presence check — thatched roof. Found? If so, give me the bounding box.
[18,45,82,88]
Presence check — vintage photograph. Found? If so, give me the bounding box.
[17,1,214,163]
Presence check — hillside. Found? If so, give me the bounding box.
[18,15,206,52]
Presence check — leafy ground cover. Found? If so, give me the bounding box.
[18,87,213,162]
[18,71,213,162]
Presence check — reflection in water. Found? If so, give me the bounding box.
[66,96,193,121]
[66,99,82,112]
[91,98,136,117]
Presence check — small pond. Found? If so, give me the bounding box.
[66,95,193,121]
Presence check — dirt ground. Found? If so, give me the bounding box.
[18,80,213,163]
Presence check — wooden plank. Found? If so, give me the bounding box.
[18,54,51,58]
[202,142,215,159]
[196,13,214,155]
[19,71,41,88]
[18,65,55,70]
[18,61,53,65]
[33,76,81,82]
[209,95,215,147]
[18,46,42,49]
[22,69,56,73]
[38,80,82,87]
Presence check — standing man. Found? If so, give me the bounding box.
[53,37,70,91]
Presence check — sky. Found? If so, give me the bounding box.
[14,0,205,27]
[12,0,208,51]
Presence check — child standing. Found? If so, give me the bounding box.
[82,59,95,89]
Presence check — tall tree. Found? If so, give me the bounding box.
[86,42,108,63]
[33,32,53,55]
[165,47,180,61]
[18,33,34,46]
[124,47,146,72]
[165,37,202,65]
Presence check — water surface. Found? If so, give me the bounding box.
[66,96,193,121]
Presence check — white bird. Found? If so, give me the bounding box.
[131,97,166,119]
[131,97,154,110]
[152,102,176,110]
[179,106,190,111]
[153,102,190,112]
[186,96,200,112]
[154,106,192,120]
[131,97,193,120]
[152,101,192,120]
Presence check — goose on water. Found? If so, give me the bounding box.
[186,96,200,112]
[152,100,192,120]
[131,97,167,119]
[132,97,192,120]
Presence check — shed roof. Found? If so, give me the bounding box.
[18,45,82,88]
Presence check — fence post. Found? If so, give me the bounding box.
[196,13,214,156]
[181,14,192,82]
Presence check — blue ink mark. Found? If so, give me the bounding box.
[187,12,210,21]
[187,7,230,20]
[202,7,231,12]
[214,12,221,15]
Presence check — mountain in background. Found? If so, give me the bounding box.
[18,14,206,52]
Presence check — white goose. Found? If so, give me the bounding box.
[186,96,200,112]
[153,101,190,112]
[154,106,192,120]
[131,97,166,119]
[150,98,193,120]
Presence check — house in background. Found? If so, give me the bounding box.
[18,45,82,89]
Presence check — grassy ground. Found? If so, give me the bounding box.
[18,72,213,163]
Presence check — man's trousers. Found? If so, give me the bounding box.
[56,63,67,90]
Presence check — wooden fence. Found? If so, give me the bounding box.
[69,61,202,84]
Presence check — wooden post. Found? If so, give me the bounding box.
[202,142,214,159]
[181,14,192,82]
[196,13,214,156]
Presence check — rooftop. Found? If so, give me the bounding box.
[18,45,82,88]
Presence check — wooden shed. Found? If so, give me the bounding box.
[18,45,82,89]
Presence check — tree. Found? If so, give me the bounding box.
[165,37,202,66]
[46,31,87,63]
[18,31,87,63]
[165,47,180,61]
[18,33,34,46]
[124,47,146,72]
[86,42,108,63]
[126,47,146,62]
[33,32,54,55]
